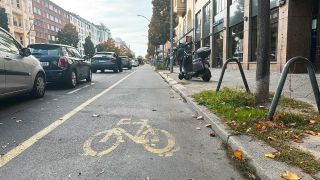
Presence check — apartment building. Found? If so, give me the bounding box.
[0,0,35,46]
[32,0,69,44]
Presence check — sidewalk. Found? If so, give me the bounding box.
[165,67,320,108]
[158,67,320,180]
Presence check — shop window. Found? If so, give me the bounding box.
[250,8,279,62]
[213,31,224,67]
[228,23,244,61]
[195,11,201,41]
[203,2,211,47]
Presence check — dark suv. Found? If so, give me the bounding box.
[28,44,92,88]
[119,56,132,70]
[91,52,122,73]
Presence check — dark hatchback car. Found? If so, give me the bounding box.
[119,56,132,70]
[91,52,122,73]
[28,44,92,88]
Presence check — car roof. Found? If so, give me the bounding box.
[28,43,75,48]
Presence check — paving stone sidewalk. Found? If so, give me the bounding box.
[159,67,320,178]
[164,67,320,107]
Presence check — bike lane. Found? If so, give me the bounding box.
[0,66,243,180]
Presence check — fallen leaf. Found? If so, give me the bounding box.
[192,114,197,118]
[281,171,300,180]
[92,114,100,117]
[234,150,243,160]
[196,127,201,130]
[144,177,150,180]
[293,139,304,143]
[255,123,262,130]
[305,130,317,136]
[265,153,276,159]
[268,136,277,141]
[197,116,204,120]
[205,124,212,128]
[15,120,22,123]
[152,109,157,112]
[310,120,316,124]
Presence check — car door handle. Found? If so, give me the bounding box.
[4,57,12,61]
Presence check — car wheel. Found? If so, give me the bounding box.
[101,69,105,73]
[31,73,46,98]
[86,69,92,82]
[128,66,132,70]
[202,69,211,82]
[113,69,119,73]
[68,70,77,88]
[92,69,97,73]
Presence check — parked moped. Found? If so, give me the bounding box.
[178,44,212,82]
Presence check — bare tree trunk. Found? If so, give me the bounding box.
[255,0,270,103]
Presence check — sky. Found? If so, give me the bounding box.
[51,0,153,57]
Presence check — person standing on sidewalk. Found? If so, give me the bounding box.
[176,43,185,73]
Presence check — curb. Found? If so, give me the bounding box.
[158,71,315,180]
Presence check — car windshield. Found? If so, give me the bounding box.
[29,45,60,56]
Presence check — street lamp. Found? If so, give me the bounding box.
[137,15,151,22]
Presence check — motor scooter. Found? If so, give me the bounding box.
[178,45,212,82]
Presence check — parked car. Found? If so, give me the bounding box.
[131,58,139,67]
[119,56,132,70]
[0,27,46,99]
[91,52,122,73]
[28,43,92,88]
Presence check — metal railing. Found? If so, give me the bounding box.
[267,56,320,120]
[216,58,250,93]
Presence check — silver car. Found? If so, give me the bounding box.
[0,27,46,99]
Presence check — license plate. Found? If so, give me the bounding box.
[99,60,106,63]
[40,62,49,67]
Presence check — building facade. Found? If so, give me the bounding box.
[174,0,194,45]
[0,0,35,46]
[173,0,320,72]
[32,0,69,44]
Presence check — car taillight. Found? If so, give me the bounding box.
[58,57,68,68]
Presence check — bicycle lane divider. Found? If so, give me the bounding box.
[0,71,136,168]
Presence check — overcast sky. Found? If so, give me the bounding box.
[51,0,152,57]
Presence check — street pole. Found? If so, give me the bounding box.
[169,0,174,73]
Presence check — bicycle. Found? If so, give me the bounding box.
[83,119,177,157]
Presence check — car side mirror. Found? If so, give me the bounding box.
[20,48,31,57]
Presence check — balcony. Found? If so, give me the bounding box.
[174,0,186,17]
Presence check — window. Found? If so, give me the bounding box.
[228,23,244,61]
[250,8,279,62]
[16,0,20,8]
[203,2,211,47]
[195,11,201,49]
[215,0,225,15]
[0,30,19,54]
[213,31,224,67]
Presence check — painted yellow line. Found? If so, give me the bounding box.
[0,71,136,168]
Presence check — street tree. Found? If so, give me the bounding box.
[255,1,270,103]
[96,38,119,53]
[83,36,95,58]
[0,8,9,31]
[56,23,79,48]
[147,0,177,56]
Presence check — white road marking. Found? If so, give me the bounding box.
[67,85,91,95]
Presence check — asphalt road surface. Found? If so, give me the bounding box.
[0,65,243,180]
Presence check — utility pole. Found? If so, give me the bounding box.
[169,0,174,73]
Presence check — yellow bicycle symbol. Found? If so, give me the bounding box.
[83,119,178,157]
